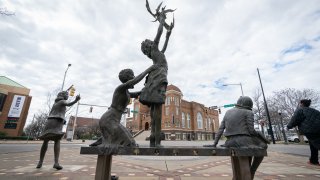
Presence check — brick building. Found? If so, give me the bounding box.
[66,116,100,139]
[0,76,32,136]
[126,84,219,141]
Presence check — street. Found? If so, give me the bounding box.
[0,140,319,180]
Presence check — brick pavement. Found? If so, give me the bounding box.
[0,142,319,180]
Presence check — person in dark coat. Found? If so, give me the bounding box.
[287,99,320,166]
[37,91,80,170]
[212,96,269,178]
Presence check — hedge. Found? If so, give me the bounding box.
[0,136,34,140]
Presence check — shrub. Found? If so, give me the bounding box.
[0,136,34,140]
[0,131,7,137]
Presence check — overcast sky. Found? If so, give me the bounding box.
[1,0,320,125]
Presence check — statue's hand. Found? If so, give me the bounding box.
[75,94,81,101]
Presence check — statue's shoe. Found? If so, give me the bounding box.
[89,137,102,146]
[111,175,119,180]
[36,161,42,168]
[53,163,63,170]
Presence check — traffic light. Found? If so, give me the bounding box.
[128,98,132,105]
[69,86,75,96]
[89,106,93,113]
[218,108,221,114]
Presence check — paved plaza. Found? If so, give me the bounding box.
[0,140,319,180]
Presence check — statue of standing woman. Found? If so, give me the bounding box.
[139,0,175,147]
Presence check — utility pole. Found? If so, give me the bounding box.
[257,68,275,144]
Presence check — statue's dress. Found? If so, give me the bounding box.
[39,100,66,141]
[99,106,136,146]
[139,49,168,106]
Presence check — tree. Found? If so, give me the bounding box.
[252,88,320,141]
[24,111,47,139]
[269,88,320,124]
[270,88,320,142]
[252,88,264,123]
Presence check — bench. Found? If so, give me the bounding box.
[80,146,267,180]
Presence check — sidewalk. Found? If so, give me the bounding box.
[0,139,87,144]
[0,141,319,180]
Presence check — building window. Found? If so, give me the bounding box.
[187,113,191,129]
[176,120,180,128]
[171,114,175,126]
[166,96,170,106]
[181,112,185,128]
[165,107,169,116]
[165,120,171,127]
[176,107,179,115]
[175,97,179,106]
[212,119,215,131]
[0,93,7,112]
[197,112,203,129]
[208,118,211,130]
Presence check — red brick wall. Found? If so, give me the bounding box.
[0,92,32,136]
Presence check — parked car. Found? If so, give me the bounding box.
[287,135,308,143]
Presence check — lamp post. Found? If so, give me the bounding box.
[257,68,275,144]
[61,64,72,91]
[223,83,244,96]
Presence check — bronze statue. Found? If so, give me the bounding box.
[212,96,269,178]
[37,91,80,170]
[90,65,157,148]
[139,0,175,147]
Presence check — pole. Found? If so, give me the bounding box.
[257,68,275,144]
[223,83,244,96]
[239,83,244,96]
[71,101,80,141]
[61,64,71,91]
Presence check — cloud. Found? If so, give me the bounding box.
[1,0,320,125]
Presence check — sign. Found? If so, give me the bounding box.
[4,123,17,129]
[8,95,25,118]
[223,104,235,108]
[131,110,138,113]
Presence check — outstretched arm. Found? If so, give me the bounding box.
[161,15,174,53]
[64,95,81,106]
[123,65,157,89]
[129,91,141,98]
[161,28,172,53]
[154,18,164,47]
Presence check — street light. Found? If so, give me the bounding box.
[61,64,72,91]
[223,83,244,96]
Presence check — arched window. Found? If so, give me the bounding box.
[212,119,215,131]
[197,112,203,129]
[181,112,185,128]
[187,113,191,129]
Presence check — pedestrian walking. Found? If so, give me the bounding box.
[287,99,320,166]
